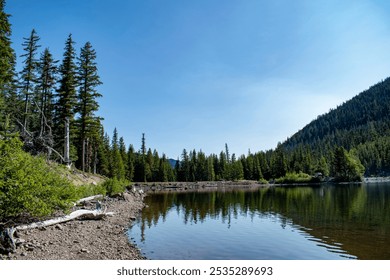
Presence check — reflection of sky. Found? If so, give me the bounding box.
[129,206,354,260]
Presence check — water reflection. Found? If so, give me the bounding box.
[130,184,390,259]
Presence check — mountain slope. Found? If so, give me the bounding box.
[282,77,390,176]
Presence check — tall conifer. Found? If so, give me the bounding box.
[0,0,16,134]
[19,29,40,135]
[55,34,77,164]
[76,41,102,171]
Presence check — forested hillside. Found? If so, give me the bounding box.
[283,78,390,176]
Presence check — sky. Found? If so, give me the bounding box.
[6,0,390,159]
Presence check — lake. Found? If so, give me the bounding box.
[128,183,390,260]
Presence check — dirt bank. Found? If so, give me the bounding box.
[3,190,145,260]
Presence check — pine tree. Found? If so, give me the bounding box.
[97,131,110,176]
[37,48,57,135]
[19,29,40,135]
[331,147,364,182]
[109,128,125,180]
[126,144,135,181]
[76,41,102,171]
[271,144,287,179]
[0,0,16,135]
[140,133,147,182]
[55,34,78,164]
[207,156,215,181]
[0,0,15,94]
[35,48,57,156]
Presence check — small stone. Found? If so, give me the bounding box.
[21,252,27,257]
[80,248,89,253]
[15,238,26,245]
[73,240,80,244]
[55,224,64,230]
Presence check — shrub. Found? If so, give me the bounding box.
[76,183,107,198]
[258,178,269,184]
[102,178,129,196]
[275,172,316,184]
[0,138,77,221]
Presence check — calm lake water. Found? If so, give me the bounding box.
[128,183,390,260]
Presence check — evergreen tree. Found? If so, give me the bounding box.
[96,131,110,176]
[0,0,16,135]
[158,154,169,182]
[270,144,287,179]
[207,156,215,181]
[37,48,57,135]
[126,144,135,181]
[19,29,40,135]
[140,133,147,182]
[331,147,364,182]
[76,41,102,171]
[109,128,125,180]
[55,34,77,164]
[225,143,230,163]
[179,149,190,181]
[35,48,57,156]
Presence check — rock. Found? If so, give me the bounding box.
[55,224,64,231]
[80,248,89,253]
[123,193,133,202]
[15,238,26,245]
[21,252,27,257]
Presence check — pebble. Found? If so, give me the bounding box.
[55,225,64,231]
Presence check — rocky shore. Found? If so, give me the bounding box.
[3,190,146,260]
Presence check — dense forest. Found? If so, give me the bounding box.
[1,0,388,196]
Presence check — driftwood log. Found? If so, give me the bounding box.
[15,209,115,231]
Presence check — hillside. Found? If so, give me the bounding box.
[282,77,390,176]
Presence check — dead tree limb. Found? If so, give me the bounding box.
[15,209,115,231]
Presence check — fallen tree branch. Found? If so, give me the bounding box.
[15,209,115,231]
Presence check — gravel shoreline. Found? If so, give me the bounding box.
[4,190,146,260]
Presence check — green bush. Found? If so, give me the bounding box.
[102,178,129,196]
[275,172,317,184]
[76,183,107,198]
[258,178,269,184]
[0,138,77,221]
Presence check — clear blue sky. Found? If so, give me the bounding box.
[6,0,390,159]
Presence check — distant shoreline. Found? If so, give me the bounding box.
[132,177,390,193]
